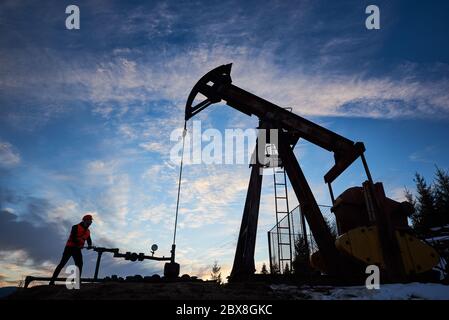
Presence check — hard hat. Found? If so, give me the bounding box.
[82,214,93,221]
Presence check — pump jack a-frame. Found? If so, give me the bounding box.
[185,64,440,283]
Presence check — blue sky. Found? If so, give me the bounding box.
[0,0,449,285]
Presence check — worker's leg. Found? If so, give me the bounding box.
[49,247,72,285]
[72,247,83,277]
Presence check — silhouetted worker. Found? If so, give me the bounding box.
[49,214,93,285]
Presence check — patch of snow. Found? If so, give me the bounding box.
[270,283,449,300]
[426,235,449,242]
[430,225,449,232]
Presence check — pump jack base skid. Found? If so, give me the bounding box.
[24,273,193,288]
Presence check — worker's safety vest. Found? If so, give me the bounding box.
[66,224,90,248]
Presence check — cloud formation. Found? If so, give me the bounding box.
[2,45,448,131]
[0,141,20,167]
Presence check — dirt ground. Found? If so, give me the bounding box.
[7,281,449,300]
[6,281,285,300]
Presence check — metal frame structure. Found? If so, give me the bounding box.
[268,204,334,274]
[272,167,293,273]
[185,64,405,282]
[24,246,173,288]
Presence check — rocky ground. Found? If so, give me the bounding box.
[5,281,449,300]
[6,281,278,300]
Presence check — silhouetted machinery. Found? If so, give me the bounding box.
[92,245,178,280]
[25,245,177,288]
[185,64,440,283]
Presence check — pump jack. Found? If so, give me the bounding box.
[185,64,440,283]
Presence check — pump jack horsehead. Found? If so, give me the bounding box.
[185,64,440,283]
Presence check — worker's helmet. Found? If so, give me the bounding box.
[82,214,93,221]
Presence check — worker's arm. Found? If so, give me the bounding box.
[86,235,92,247]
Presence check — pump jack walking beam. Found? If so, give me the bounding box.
[186,64,366,185]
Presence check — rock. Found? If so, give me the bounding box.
[181,274,190,281]
[151,274,161,281]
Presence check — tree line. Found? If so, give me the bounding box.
[405,166,449,235]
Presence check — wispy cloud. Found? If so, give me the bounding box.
[2,45,448,133]
[0,141,20,167]
[389,186,409,202]
[177,165,249,229]
[0,249,55,286]
[409,145,438,164]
